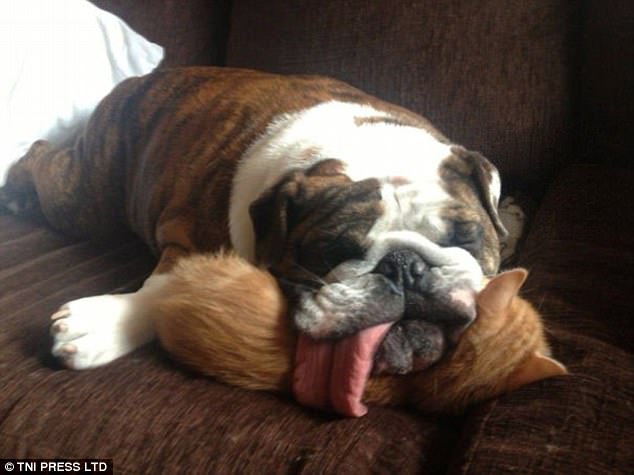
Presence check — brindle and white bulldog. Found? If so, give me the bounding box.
[1,67,507,414]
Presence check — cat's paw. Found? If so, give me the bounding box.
[50,294,154,369]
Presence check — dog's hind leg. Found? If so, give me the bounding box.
[1,76,144,239]
[0,141,51,218]
[1,137,127,241]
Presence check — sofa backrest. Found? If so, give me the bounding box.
[92,0,633,189]
[225,0,578,189]
[91,0,231,67]
[578,0,633,168]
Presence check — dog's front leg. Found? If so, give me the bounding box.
[49,245,184,369]
[50,274,168,369]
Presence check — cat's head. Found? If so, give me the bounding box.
[400,268,567,412]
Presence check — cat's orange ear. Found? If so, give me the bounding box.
[478,268,528,314]
[505,351,568,391]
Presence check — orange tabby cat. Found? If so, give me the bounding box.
[154,253,566,414]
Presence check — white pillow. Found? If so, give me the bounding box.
[0,0,164,185]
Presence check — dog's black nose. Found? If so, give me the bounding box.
[373,249,428,290]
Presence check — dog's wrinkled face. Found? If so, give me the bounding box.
[250,152,505,373]
[250,159,383,274]
[296,232,485,374]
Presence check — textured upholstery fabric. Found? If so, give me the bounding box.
[459,165,634,473]
[226,0,576,187]
[578,0,634,167]
[520,165,634,353]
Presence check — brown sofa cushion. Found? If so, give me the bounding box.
[458,164,634,473]
[519,165,634,352]
[226,0,576,188]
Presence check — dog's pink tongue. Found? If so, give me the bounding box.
[293,323,393,417]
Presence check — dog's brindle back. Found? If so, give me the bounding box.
[3,67,440,273]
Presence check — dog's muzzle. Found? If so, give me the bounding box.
[371,248,477,374]
[293,231,484,374]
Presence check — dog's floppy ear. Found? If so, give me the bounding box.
[451,146,508,239]
[249,171,300,268]
[249,159,350,267]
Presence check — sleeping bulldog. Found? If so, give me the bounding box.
[0,67,507,414]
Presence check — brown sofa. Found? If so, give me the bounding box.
[1,1,632,472]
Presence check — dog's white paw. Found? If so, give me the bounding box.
[50,293,154,369]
